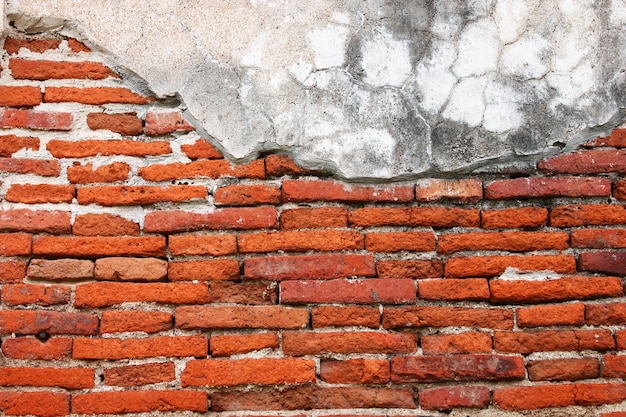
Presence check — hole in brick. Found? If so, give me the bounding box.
[99,374,104,382]
[36,332,50,342]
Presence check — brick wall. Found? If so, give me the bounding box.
[1,32,626,417]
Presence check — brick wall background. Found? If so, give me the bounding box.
[1,32,626,417]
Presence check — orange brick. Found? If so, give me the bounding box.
[75,282,209,308]
[0,86,41,106]
[603,355,626,378]
[528,358,599,381]
[539,149,626,174]
[89,113,143,135]
[445,254,576,277]
[101,310,173,334]
[209,281,277,305]
[482,206,548,229]
[95,257,167,281]
[47,139,171,157]
[5,184,74,203]
[438,231,569,254]
[418,278,489,301]
[181,138,222,159]
[214,184,281,206]
[586,303,626,325]
[67,162,131,183]
[550,204,626,227]
[210,333,279,356]
[419,386,490,411]
[77,185,207,206]
[73,213,139,236]
[365,231,435,252]
[244,253,375,280]
[73,335,207,359]
[494,384,576,410]
[572,228,626,248]
[281,207,348,229]
[72,390,207,414]
[280,278,416,304]
[0,233,31,256]
[0,367,93,388]
[239,230,364,253]
[283,179,414,203]
[139,159,265,181]
[144,207,277,233]
[1,337,71,360]
[349,207,411,227]
[27,259,94,281]
[168,259,240,281]
[0,134,39,156]
[32,235,166,258]
[265,154,318,177]
[1,108,73,130]
[377,259,443,278]
[283,331,417,356]
[517,303,585,327]
[494,329,615,354]
[312,306,380,328]
[169,233,237,256]
[0,392,69,417]
[104,362,175,386]
[44,86,153,104]
[486,177,611,199]
[144,111,194,135]
[490,277,623,303]
[0,157,60,176]
[10,59,118,80]
[383,306,513,330]
[320,359,390,384]
[4,38,61,53]
[415,179,483,203]
[0,310,97,335]
[0,261,26,283]
[574,382,626,406]
[1,284,70,306]
[175,305,308,330]
[421,332,492,354]
[615,180,626,200]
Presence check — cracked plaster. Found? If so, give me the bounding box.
[3,0,625,180]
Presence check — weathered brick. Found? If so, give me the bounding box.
[182,358,315,387]
[411,207,481,227]
[415,178,483,203]
[490,276,623,303]
[32,236,166,258]
[77,185,207,206]
[586,303,626,325]
[539,149,626,174]
[282,331,417,356]
[1,337,71,360]
[5,184,75,203]
[494,384,576,410]
[312,306,380,329]
[0,233,31,256]
[244,253,375,280]
[265,154,318,176]
[0,367,93,388]
[585,128,626,147]
[615,180,626,200]
[1,284,71,306]
[603,355,626,378]
[418,278,490,301]
[439,231,569,254]
[176,305,308,330]
[0,261,26,283]
[87,112,142,135]
[0,86,41,106]
[383,306,514,330]
[550,204,626,227]
[75,282,209,308]
[445,254,576,277]
[528,358,599,381]
[281,207,348,229]
[72,213,139,236]
[486,177,611,199]
[104,362,176,386]
[0,310,98,335]
[0,134,39,156]
[71,390,207,414]
[0,392,69,417]
[494,329,615,353]
[419,386,490,411]
[67,162,131,183]
[365,231,435,252]
[280,278,416,304]
[210,281,277,305]
[517,303,585,327]
[44,86,153,104]
[144,207,278,233]
[95,257,168,281]
[47,139,171,157]
[10,59,118,80]
[214,184,281,206]
[574,382,626,406]
[572,228,626,248]
[4,37,61,53]
[1,109,72,130]
[72,335,208,359]
[27,259,94,280]
[0,157,60,176]
[348,207,411,227]
[0,209,70,234]
[239,230,364,253]
[392,354,524,383]
[169,234,237,256]
[168,259,240,281]
[210,333,279,356]
[144,111,194,135]
[100,310,173,334]
[181,138,222,159]
[482,206,548,229]
[283,179,414,203]
[377,259,443,278]
[320,359,390,384]
[579,251,626,275]
[139,159,264,181]
[421,332,492,354]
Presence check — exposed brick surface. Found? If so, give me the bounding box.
[1,109,73,130]
[144,207,278,233]
[86,113,142,135]
[44,86,153,104]
[10,59,118,80]
[47,139,171,157]
[283,180,414,203]
[104,362,175,386]
[0,134,39,156]
[244,253,375,280]
[280,278,416,304]
[67,162,131,183]
[139,159,265,181]
[144,111,194,135]
[72,213,140,236]
[210,333,279,356]
[75,282,209,308]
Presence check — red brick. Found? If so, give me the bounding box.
[245,253,375,280]
[176,305,307,330]
[421,332,492,354]
[550,204,626,227]
[445,254,576,278]
[33,236,166,258]
[169,234,237,256]
[10,59,118,80]
[211,386,416,411]
[574,382,626,406]
[0,310,97,335]
[392,354,524,383]
[210,282,278,305]
[77,184,207,206]
[139,159,264,181]
[47,139,171,157]
[383,306,514,329]
[1,109,72,130]
[265,154,318,176]
[182,358,315,387]
[27,259,94,281]
[490,276,623,303]
[100,310,172,334]
[419,386,490,410]
[615,180,626,200]
[580,251,626,275]
[104,362,175,386]
[95,257,167,281]
[494,384,577,410]
[0,367,93,388]
[0,86,41,106]
[73,213,139,236]
[181,138,222,159]
[518,303,585,327]
[86,112,142,136]
[4,38,61,54]
[320,359,390,384]
[0,261,26,283]
[603,355,626,378]
[365,231,435,252]
[415,179,483,203]
[0,157,60,176]
[72,335,207,359]
[280,278,416,304]
[71,390,207,414]
[1,337,71,360]
[283,179,414,203]
[0,134,39,156]
[528,358,599,381]
[482,206,548,229]
[587,303,626,325]
[572,228,626,248]
[418,278,490,301]
[539,149,626,174]
[312,306,380,328]
[377,259,443,278]
[411,207,481,227]
[1,284,70,306]
[0,233,31,256]
[349,207,411,227]
[494,329,615,354]
[144,111,194,135]
[75,282,209,308]
[168,259,240,281]
[44,86,153,104]
[0,209,70,234]
[210,333,279,356]
[439,231,569,254]
[67,162,131,183]
[214,184,281,206]
[586,128,626,147]
[486,177,611,199]
[602,413,626,417]
[239,230,364,253]
[6,184,74,203]
[0,391,69,417]
[281,207,347,229]
[144,207,278,233]
[283,331,416,356]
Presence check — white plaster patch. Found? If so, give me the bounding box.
[288,60,313,84]
[495,0,530,43]
[242,33,267,67]
[360,27,412,87]
[501,33,550,79]
[414,41,457,114]
[453,18,500,78]
[307,24,350,69]
[547,60,595,109]
[483,81,524,133]
[443,77,488,127]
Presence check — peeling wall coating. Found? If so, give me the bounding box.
[4,0,625,179]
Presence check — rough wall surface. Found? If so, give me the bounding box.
[4,0,626,179]
[1,26,626,417]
